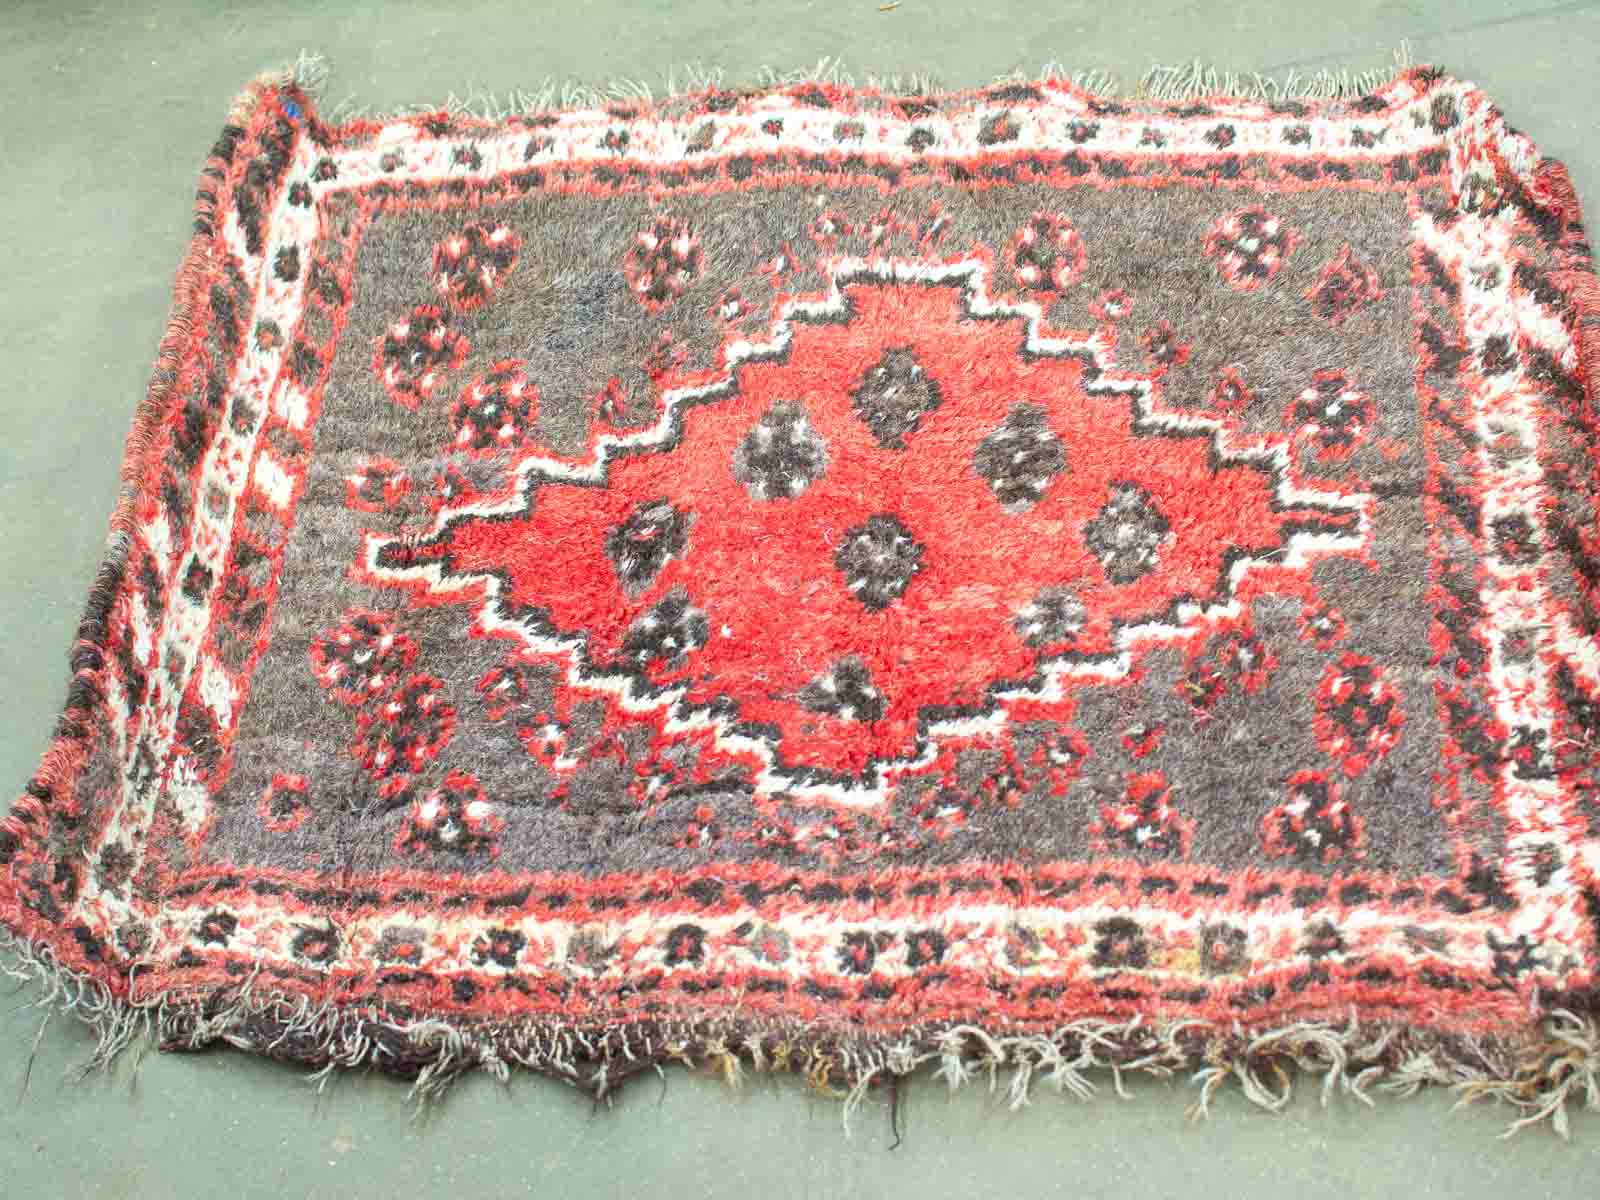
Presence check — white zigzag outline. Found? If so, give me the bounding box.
[362,256,1373,807]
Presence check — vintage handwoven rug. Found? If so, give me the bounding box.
[6,61,1600,1128]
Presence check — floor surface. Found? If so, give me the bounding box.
[2,2,1599,1195]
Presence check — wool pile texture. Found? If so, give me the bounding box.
[6,64,1600,1129]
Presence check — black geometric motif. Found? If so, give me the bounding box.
[1288,370,1373,458]
[849,347,943,449]
[1012,587,1087,647]
[800,657,887,722]
[1198,923,1249,975]
[732,400,830,500]
[619,589,708,671]
[1083,482,1171,584]
[605,498,691,595]
[834,514,926,610]
[973,403,1066,511]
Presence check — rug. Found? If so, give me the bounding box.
[5,59,1600,1131]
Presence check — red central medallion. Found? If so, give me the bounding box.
[368,261,1366,779]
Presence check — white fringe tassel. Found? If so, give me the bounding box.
[279,44,1419,124]
[1139,42,1414,102]
[4,924,1596,1137]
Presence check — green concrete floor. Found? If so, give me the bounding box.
[2,1,1598,1195]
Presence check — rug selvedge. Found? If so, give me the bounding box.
[4,61,1600,1131]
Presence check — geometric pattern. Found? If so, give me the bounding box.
[4,65,1600,1130]
[365,257,1370,795]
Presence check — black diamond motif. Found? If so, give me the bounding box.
[973,403,1066,511]
[834,514,925,610]
[619,589,708,671]
[1083,482,1170,584]
[1012,586,1087,647]
[733,400,829,500]
[800,657,887,722]
[849,347,943,449]
[605,498,691,595]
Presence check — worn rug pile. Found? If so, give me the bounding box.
[5,61,1600,1130]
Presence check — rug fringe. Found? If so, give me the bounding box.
[5,924,1596,1136]
[1138,42,1413,102]
[278,44,1419,126]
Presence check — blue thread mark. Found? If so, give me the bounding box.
[283,99,303,120]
